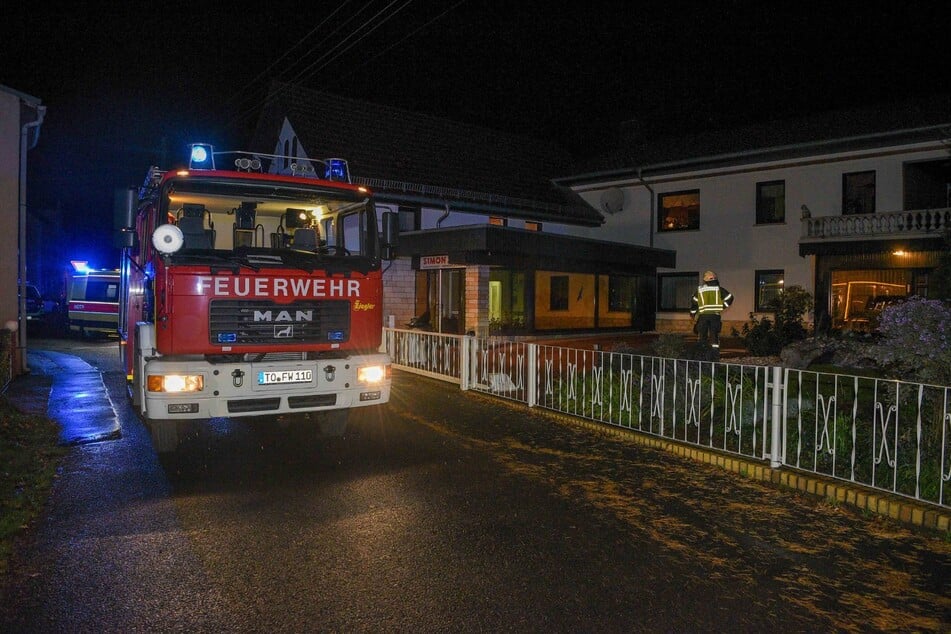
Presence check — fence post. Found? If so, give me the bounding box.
[527,344,537,407]
[769,365,783,468]
[469,336,480,390]
[460,333,471,391]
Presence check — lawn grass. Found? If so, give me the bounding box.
[0,396,67,576]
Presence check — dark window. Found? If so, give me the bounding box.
[550,276,569,311]
[843,171,876,215]
[608,275,633,311]
[756,180,785,224]
[755,270,784,311]
[658,190,700,231]
[398,206,419,232]
[658,273,698,311]
[86,279,119,303]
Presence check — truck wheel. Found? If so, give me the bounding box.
[317,410,348,437]
[148,419,179,454]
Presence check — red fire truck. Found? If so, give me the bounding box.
[115,144,397,452]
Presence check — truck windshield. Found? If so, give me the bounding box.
[159,177,379,260]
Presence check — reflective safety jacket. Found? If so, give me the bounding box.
[690,283,733,316]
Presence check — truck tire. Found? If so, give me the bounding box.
[148,419,179,454]
[317,410,348,437]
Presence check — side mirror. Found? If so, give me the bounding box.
[381,211,399,260]
[113,187,137,251]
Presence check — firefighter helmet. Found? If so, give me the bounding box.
[703,270,717,282]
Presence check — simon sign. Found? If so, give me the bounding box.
[420,255,450,269]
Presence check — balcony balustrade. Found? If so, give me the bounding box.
[801,207,951,243]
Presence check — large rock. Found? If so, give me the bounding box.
[780,338,836,369]
[781,337,881,371]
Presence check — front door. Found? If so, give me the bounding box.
[418,268,465,334]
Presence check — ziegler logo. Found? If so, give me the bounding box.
[353,300,375,311]
[274,325,294,338]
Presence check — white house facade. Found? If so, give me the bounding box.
[555,101,951,335]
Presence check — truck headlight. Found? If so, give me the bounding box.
[357,364,389,384]
[147,374,204,393]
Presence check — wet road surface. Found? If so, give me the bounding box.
[1,338,949,631]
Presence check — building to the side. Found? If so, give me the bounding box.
[250,82,673,337]
[0,84,45,377]
[555,97,951,334]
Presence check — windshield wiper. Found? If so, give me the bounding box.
[171,250,260,273]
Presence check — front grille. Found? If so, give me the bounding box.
[209,299,350,345]
[227,397,281,413]
[287,394,337,408]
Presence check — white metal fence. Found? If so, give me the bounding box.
[384,328,951,511]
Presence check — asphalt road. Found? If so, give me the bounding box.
[2,338,949,632]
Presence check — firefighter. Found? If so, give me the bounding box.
[690,270,733,357]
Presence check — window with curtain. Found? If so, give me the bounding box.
[658,190,700,231]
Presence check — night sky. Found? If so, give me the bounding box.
[3,1,950,267]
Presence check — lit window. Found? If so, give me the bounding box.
[489,216,508,227]
[525,221,542,232]
[658,190,700,232]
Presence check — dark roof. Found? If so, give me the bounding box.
[557,95,951,186]
[250,82,603,227]
[397,224,675,274]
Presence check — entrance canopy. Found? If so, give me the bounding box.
[397,225,675,274]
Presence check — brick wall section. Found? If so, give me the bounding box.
[466,266,489,336]
[381,259,417,328]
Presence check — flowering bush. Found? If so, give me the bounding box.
[873,297,951,386]
[732,285,813,356]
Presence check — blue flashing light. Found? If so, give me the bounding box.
[217,333,237,344]
[325,159,349,182]
[189,143,215,170]
[70,260,91,274]
[327,330,345,342]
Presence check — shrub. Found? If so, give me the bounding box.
[732,285,814,356]
[872,296,951,386]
